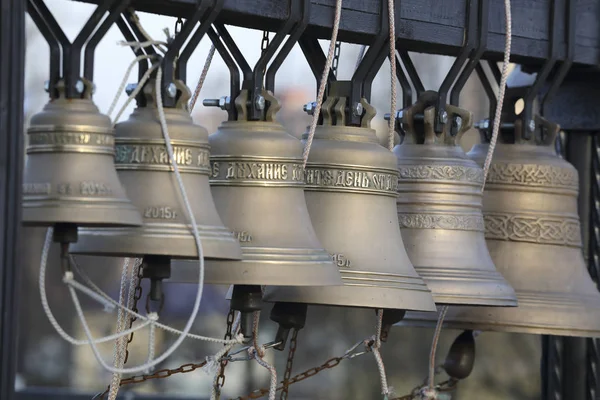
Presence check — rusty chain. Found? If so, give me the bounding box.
[93,361,209,399]
[280,329,298,400]
[213,309,235,399]
[123,263,144,364]
[390,379,458,400]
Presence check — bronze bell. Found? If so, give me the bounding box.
[393,92,517,306]
[263,97,436,312]
[193,90,341,286]
[22,80,142,227]
[405,116,600,337]
[71,80,242,261]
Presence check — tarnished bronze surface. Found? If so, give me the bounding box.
[180,90,340,286]
[403,116,600,337]
[393,93,517,306]
[264,97,436,311]
[22,80,141,227]
[72,81,241,260]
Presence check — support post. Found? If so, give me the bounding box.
[0,0,26,399]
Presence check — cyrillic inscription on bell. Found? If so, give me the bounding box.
[263,97,436,312]
[22,79,142,228]
[406,116,600,337]
[195,90,340,286]
[393,92,517,306]
[71,80,242,261]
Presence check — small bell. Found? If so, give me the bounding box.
[192,90,340,286]
[405,116,600,337]
[72,80,242,261]
[393,92,517,306]
[23,80,142,228]
[264,96,436,315]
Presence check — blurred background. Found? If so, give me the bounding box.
[19,1,540,399]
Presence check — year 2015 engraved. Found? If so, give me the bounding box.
[232,231,253,243]
[331,253,351,268]
[80,181,112,196]
[144,206,178,220]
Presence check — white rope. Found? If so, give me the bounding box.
[302,0,343,167]
[70,260,239,344]
[39,229,151,346]
[112,62,159,125]
[107,54,153,117]
[189,44,216,112]
[250,346,277,400]
[481,0,512,190]
[372,310,390,396]
[63,273,115,312]
[387,0,397,151]
[107,259,130,400]
[145,312,159,374]
[427,306,448,391]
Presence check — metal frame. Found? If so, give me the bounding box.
[3,1,600,399]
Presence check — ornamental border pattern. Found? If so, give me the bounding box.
[397,165,483,183]
[484,213,582,247]
[486,163,578,189]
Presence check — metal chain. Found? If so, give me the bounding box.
[231,357,344,400]
[123,265,144,364]
[390,379,458,400]
[332,41,341,77]
[93,361,208,400]
[214,309,235,398]
[280,329,299,400]
[261,31,270,54]
[175,17,183,36]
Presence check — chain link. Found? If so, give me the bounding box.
[123,263,144,364]
[175,17,183,36]
[213,309,235,398]
[93,361,208,399]
[332,41,341,77]
[280,329,298,400]
[261,31,270,54]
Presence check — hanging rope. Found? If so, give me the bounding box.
[189,44,216,111]
[372,310,391,397]
[387,0,397,151]
[302,0,343,167]
[107,258,130,400]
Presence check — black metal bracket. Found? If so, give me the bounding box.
[298,35,337,97]
[160,0,223,108]
[27,0,123,99]
[209,0,300,121]
[207,27,240,121]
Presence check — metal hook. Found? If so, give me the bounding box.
[434,0,478,133]
[265,0,310,93]
[521,0,560,140]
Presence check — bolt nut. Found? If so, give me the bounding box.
[255,95,266,111]
[440,111,448,124]
[303,101,317,115]
[219,96,231,110]
[44,80,50,93]
[528,119,536,132]
[166,83,178,98]
[453,116,463,130]
[352,102,364,117]
[125,83,138,96]
[75,79,85,94]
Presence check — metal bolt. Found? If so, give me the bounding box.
[255,95,266,111]
[167,83,178,98]
[475,119,490,130]
[203,96,230,110]
[352,102,364,117]
[75,79,85,94]
[384,110,403,121]
[453,116,463,131]
[303,101,316,115]
[203,99,221,107]
[125,83,138,96]
[528,119,536,132]
[44,80,50,93]
[440,111,448,124]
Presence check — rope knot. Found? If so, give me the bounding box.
[419,387,438,400]
[147,312,159,322]
[63,271,74,282]
[248,345,266,359]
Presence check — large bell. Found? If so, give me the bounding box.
[72,81,242,260]
[404,116,600,337]
[393,93,517,306]
[23,80,142,227]
[263,98,436,312]
[195,90,340,286]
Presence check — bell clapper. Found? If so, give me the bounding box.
[141,255,171,310]
[378,308,406,343]
[269,302,308,351]
[230,285,263,340]
[442,330,476,381]
[52,223,78,274]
